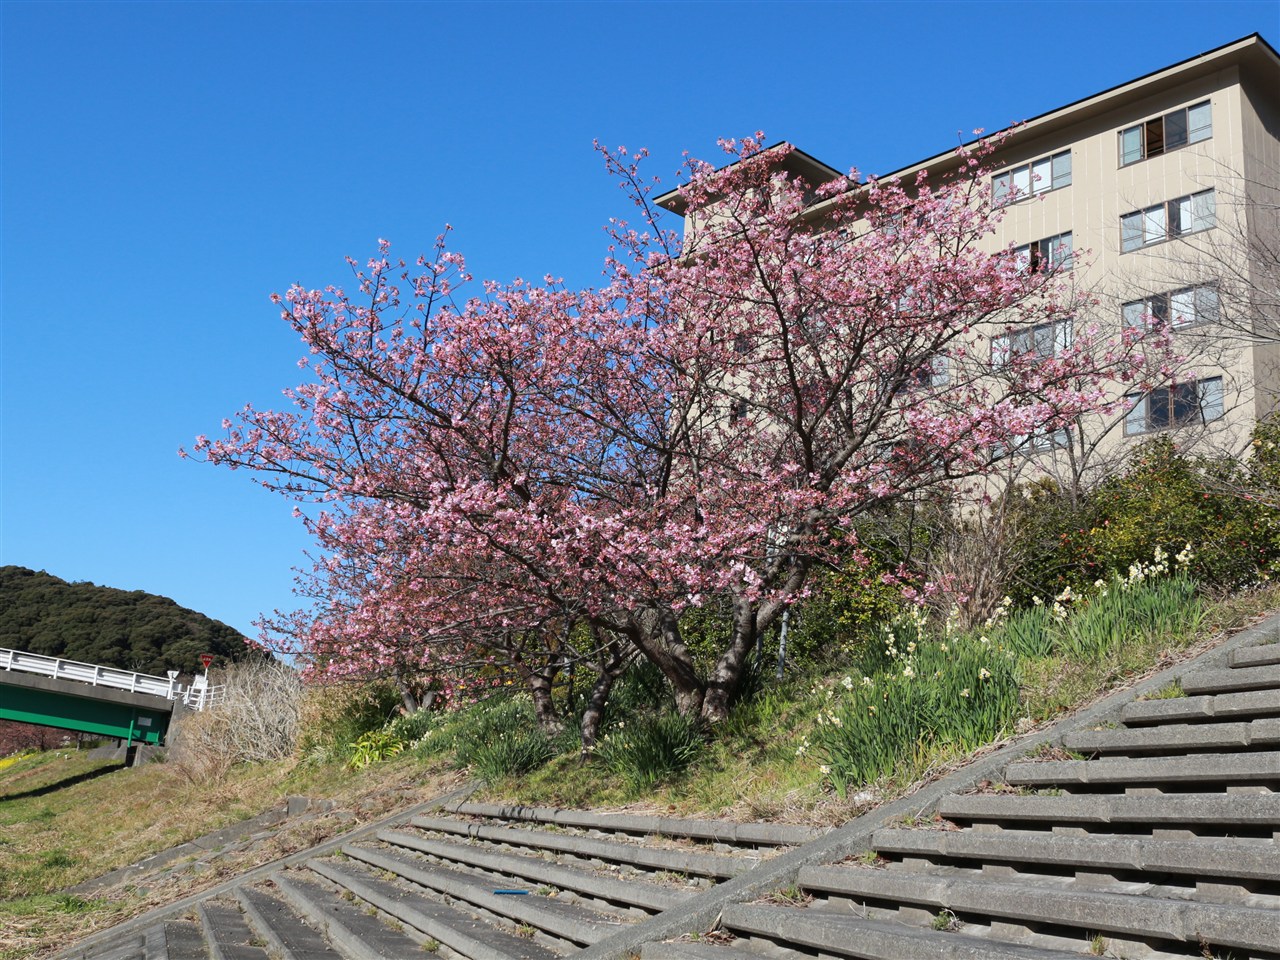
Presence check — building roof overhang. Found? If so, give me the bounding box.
[653,143,844,216]
[654,33,1279,220]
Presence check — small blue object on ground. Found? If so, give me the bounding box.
[493,889,529,895]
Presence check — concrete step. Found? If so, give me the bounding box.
[408,815,759,879]
[1003,750,1280,788]
[720,904,1093,959]
[936,792,1280,831]
[870,827,1279,881]
[307,857,564,959]
[639,940,807,958]
[342,842,625,946]
[447,801,823,847]
[1063,717,1280,755]
[79,934,145,960]
[1181,664,1280,695]
[233,884,343,960]
[796,864,1280,953]
[87,925,209,960]
[378,828,694,913]
[272,871,438,960]
[152,922,207,960]
[197,902,270,960]
[1230,644,1280,668]
[1122,689,1280,726]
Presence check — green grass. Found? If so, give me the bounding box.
[1143,681,1187,700]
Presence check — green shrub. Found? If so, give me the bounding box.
[604,659,674,720]
[595,712,704,794]
[1057,438,1278,591]
[783,560,906,668]
[300,680,404,762]
[411,694,562,780]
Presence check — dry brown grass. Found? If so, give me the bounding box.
[167,659,303,782]
[0,747,461,960]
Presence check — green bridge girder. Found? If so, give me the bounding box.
[0,676,175,746]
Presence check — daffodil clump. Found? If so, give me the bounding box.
[996,544,1202,662]
[805,544,1206,798]
[805,608,1018,797]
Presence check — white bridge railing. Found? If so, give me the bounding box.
[0,646,224,710]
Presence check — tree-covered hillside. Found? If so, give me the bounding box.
[0,566,252,675]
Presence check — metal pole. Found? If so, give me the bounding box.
[776,608,791,681]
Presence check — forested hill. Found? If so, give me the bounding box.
[0,566,253,675]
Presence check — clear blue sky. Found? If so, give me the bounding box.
[2,1,1277,644]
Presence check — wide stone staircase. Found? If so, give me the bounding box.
[65,621,1279,960]
[70,803,822,960]
[645,640,1280,960]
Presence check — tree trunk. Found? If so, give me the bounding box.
[526,664,564,734]
[395,676,421,714]
[512,645,565,734]
[579,638,630,755]
[701,596,757,722]
[624,609,705,718]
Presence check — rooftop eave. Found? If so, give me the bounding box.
[823,32,1280,204]
[654,143,845,216]
[657,33,1279,223]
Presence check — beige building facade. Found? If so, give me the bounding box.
[659,34,1280,488]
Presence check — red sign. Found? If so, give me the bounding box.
[199,654,214,669]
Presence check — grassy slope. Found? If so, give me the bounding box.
[474,585,1280,818]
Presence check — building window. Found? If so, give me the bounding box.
[993,150,1072,206]
[1122,284,1220,330]
[994,426,1071,459]
[1120,190,1215,252]
[1013,232,1073,273]
[909,353,950,390]
[1123,377,1224,435]
[991,319,1073,369]
[1120,101,1212,166]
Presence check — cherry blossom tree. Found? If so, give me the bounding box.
[188,136,1161,736]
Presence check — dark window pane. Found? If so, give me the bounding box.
[1151,293,1169,324]
[1146,117,1165,158]
[1148,386,1173,429]
[1165,109,1188,149]
[1169,197,1184,237]
[1171,382,1199,424]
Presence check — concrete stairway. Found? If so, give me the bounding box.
[64,623,1280,960]
[70,802,821,959]
[641,638,1280,959]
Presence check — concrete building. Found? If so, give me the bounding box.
[657,34,1280,488]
